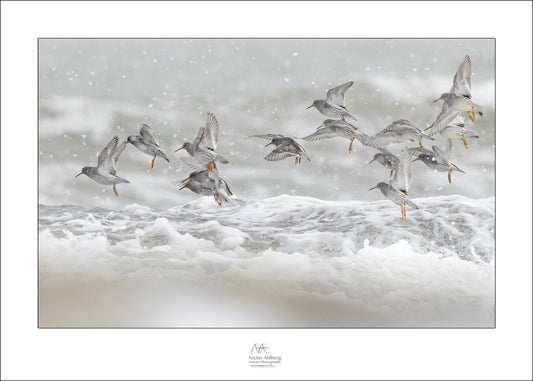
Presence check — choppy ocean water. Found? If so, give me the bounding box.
[39,195,494,327]
[38,39,495,327]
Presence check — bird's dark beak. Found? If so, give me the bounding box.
[433,97,442,103]
[369,185,378,191]
[175,145,184,152]
[75,172,83,178]
[368,158,375,164]
[265,142,273,147]
[412,158,420,162]
[306,104,314,109]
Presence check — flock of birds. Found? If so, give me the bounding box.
[76,55,483,218]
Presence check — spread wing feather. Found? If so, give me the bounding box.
[247,134,284,140]
[179,153,208,172]
[428,108,461,137]
[192,127,206,148]
[264,144,300,161]
[391,147,412,194]
[301,128,339,141]
[408,147,433,159]
[432,145,451,165]
[140,124,159,146]
[363,134,408,148]
[201,112,219,150]
[97,135,119,167]
[108,140,128,173]
[380,120,416,133]
[326,81,353,106]
[450,55,472,98]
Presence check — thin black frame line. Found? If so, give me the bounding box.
[493,37,497,328]
[38,326,494,329]
[37,38,41,331]
[37,37,496,329]
[37,37,497,40]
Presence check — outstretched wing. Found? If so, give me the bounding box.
[247,134,284,140]
[97,135,119,167]
[280,137,306,155]
[408,147,433,159]
[450,55,472,98]
[192,126,206,148]
[380,119,416,133]
[428,107,461,137]
[323,119,358,138]
[352,130,370,144]
[322,119,357,130]
[140,124,159,146]
[200,112,219,151]
[326,81,353,106]
[391,146,412,194]
[178,152,208,172]
[363,133,405,148]
[108,140,128,173]
[432,145,451,165]
[448,114,465,128]
[265,151,296,161]
[301,127,339,141]
[265,144,298,161]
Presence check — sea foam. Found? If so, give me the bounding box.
[39,195,494,327]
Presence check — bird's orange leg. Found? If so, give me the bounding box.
[151,154,157,169]
[418,136,424,149]
[349,137,355,153]
[389,170,393,177]
[113,182,118,197]
[299,156,301,164]
[471,106,476,121]
[448,170,452,184]
[461,134,468,149]
[341,115,346,122]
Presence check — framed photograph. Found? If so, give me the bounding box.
[38,38,495,328]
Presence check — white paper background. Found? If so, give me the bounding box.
[1,1,532,380]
